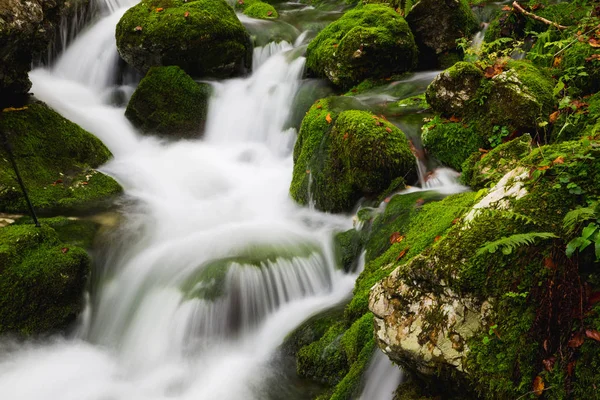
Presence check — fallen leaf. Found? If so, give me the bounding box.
[543,257,556,270]
[552,156,565,164]
[449,115,461,123]
[134,25,143,32]
[586,329,600,342]
[434,235,442,242]
[371,115,379,119]
[537,165,551,171]
[543,356,556,372]
[52,179,63,186]
[415,198,425,206]
[553,56,562,67]
[589,38,600,47]
[533,376,544,397]
[567,361,576,376]
[184,11,190,18]
[267,10,273,16]
[332,43,338,48]
[585,54,600,62]
[502,5,511,11]
[316,104,322,109]
[478,148,489,153]
[396,248,408,260]
[384,197,391,203]
[452,217,460,225]
[568,332,585,348]
[389,232,405,244]
[385,127,392,133]
[156,7,164,12]
[549,111,560,123]
[306,169,311,174]
[61,248,69,254]
[375,121,382,126]
[343,132,349,140]
[2,106,28,112]
[81,181,88,185]
[325,113,332,124]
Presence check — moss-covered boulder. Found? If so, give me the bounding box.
[0,101,122,214]
[116,0,250,78]
[406,0,477,68]
[235,0,278,19]
[0,0,88,106]
[125,66,211,137]
[290,98,417,213]
[305,4,417,89]
[425,62,483,117]
[0,224,91,336]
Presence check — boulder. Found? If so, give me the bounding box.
[425,61,483,117]
[305,4,417,89]
[0,224,90,336]
[406,0,478,68]
[235,0,278,19]
[116,0,250,78]
[290,98,417,213]
[125,66,212,137]
[0,101,122,214]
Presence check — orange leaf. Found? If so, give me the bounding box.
[568,332,585,348]
[549,111,560,123]
[449,115,461,123]
[343,132,349,140]
[384,196,391,203]
[396,248,409,260]
[537,165,551,171]
[434,235,442,242]
[371,115,379,119]
[156,7,164,12]
[452,217,460,225]
[332,43,338,48]
[389,232,405,244]
[415,198,425,206]
[533,376,544,397]
[502,5,511,11]
[325,113,332,124]
[585,329,600,342]
[267,10,273,16]
[81,181,88,185]
[589,38,600,47]
[385,127,392,133]
[306,169,311,174]
[316,104,322,109]
[553,56,562,67]
[375,121,382,126]
[552,156,565,164]
[184,11,190,17]
[585,54,600,62]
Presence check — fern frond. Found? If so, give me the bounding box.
[478,209,538,226]
[563,206,597,233]
[477,232,558,256]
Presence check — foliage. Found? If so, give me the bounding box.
[477,232,558,256]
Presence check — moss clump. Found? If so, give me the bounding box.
[244,2,278,19]
[0,224,91,336]
[406,0,477,68]
[425,61,483,117]
[0,101,122,214]
[290,101,417,213]
[334,228,365,272]
[116,0,250,77]
[14,216,101,249]
[125,66,211,137]
[306,4,417,89]
[421,115,484,171]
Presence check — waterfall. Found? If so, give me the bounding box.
[357,350,403,400]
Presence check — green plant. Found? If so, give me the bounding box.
[489,125,510,148]
[563,202,600,260]
[477,232,558,256]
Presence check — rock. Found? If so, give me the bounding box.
[0,224,91,336]
[290,98,417,213]
[235,0,278,19]
[425,62,483,117]
[125,66,212,137]
[0,101,122,214]
[406,0,478,68]
[0,0,89,106]
[305,4,417,89]
[115,0,250,78]
[334,228,365,272]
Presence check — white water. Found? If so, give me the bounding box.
[358,350,403,400]
[0,4,358,399]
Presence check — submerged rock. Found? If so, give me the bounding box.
[290,98,417,213]
[125,66,212,137]
[305,4,417,89]
[0,224,91,336]
[116,0,250,78]
[0,101,122,214]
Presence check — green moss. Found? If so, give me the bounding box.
[0,101,122,214]
[291,101,417,213]
[306,4,417,89]
[421,115,484,171]
[283,306,345,356]
[426,61,484,117]
[243,2,278,18]
[116,0,249,77]
[125,66,211,137]
[561,41,600,96]
[234,0,260,11]
[14,216,101,249]
[334,228,365,272]
[0,224,90,335]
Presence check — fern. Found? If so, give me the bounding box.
[477,232,558,256]
[563,206,597,234]
[477,209,539,226]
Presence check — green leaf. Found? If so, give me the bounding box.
[581,223,598,240]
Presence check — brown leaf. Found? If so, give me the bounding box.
[585,54,600,62]
[434,235,442,242]
[389,232,405,244]
[396,248,408,260]
[484,66,496,78]
[81,181,88,185]
[533,376,544,397]
[384,196,391,203]
[502,5,511,11]
[375,121,382,126]
[325,113,332,124]
[537,165,551,171]
[305,169,311,174]
[552,156,565,164]
[134,25,143,32]
[156,7,164,12]
[568,332,585,348]
[549,110,560,123]
[452,217,460,225]
[589,38,600,47]
[371,115,379,119]
[332,43,338,48]
[553,56,562,67]
[385,127,392,133]
[586,329,600,342]
[449,115,461,123]
[415,198,425,206]
[567,361,576,377]
[61,248,69,254]
[316,104,322,109]
[343,132,349,140]
[543,356,556,372]
[543,257,556,270]
[478,148,489,154]
[184,11,190,18]
[267,10,273,16]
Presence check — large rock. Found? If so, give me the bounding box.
[406,0,477,68]
[0,0,88,106]
[305,4,417,89]
[0,223,90,336]
[125,66,212,137]
[425,62,483,117]
[0,101,122,214]
[290,98,417,213]
[116,0,251,78]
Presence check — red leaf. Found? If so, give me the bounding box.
[434,235,442,242]
[61,248,69,254]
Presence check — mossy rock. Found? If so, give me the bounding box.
[125,66,212,137]
[305,4,417,89]
[244,1,278,19]
[406,0,478,68]
[0,224,91,336]
[560,41,600,96]
[116,0,250,78]
[290,99,417,213]
[425,61,483,117]
[334,228,365,272]
[14,216,101,249]
[0,101,122,214]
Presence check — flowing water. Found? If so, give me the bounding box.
[1,1,465,399]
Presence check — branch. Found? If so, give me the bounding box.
[512,1,568,30]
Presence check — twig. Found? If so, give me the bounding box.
[512,1,568,30]
[515,386,554,400]
[554,25,599,58]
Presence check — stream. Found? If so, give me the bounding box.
[0,1,465,398]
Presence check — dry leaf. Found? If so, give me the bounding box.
[449,115,461,123]
[543,257,556,270]
[385,127,392,133]
[502,5,511,11]
[549,111,560,123]
[543,356,556,372]
[568,332,585,348]
[434,235,442,242]
[267,10,273,16]
[553,56,562,67]
[589,291,600,305]
[533,376,544,397]
[389,232,405,244]
[396,248,408,260]
[61,248,69,254]
[134,25,143,31]
[343,132,349,140]
[537,165,551,171]
[325,113,332,124]
[553,156,565,164]
[589,38,600,47]
[316,104,322,109]
[156,7,164,12]
[585,329,600,342]
[375,121,382,126]
[567,361,576,377]
[184,11,190,18]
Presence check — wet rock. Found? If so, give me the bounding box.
[425,62,483,117]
